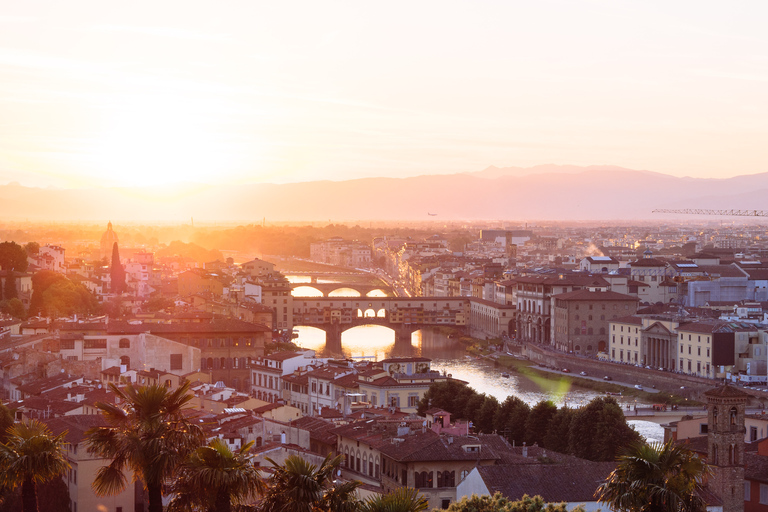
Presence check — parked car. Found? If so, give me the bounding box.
[634,384,643,390]
[603,375,612,381]
[580,371,588,376]
[562,368,571,373]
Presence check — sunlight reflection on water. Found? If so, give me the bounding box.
[293,324,663,441]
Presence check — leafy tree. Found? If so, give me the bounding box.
[260,454,360,512]
[476,396,500,434]
[569,397,641,462]
[361,487,428,512]
[524,400,557,447]
[493,396,530,445]
[0,298,26,320]
[23,243,39,257]
[443,493,581,512]
[110,242,126,295]
[29,270,99,318]
[0,242,28,272]
[86,382,205,512]
[542,406,575,454]
[595,440,710,512]
[168,438,262,512]
[0,420,70,512]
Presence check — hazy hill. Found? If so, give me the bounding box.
[2,166,768,221]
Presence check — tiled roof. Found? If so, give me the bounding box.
[704,384,749,399]
[611,315,643,325]
[553,290,638,302]
[475,462,617,502]
[43,414,111,444]
[293,416,338,446]
[265,350,306,361]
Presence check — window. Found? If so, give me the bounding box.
[61,339,75,350]
[84,339,107,349]
[170,354,183,370]
[119,338,130,348]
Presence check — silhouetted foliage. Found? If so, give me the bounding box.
[568,396,642,461]
[542,406,575,454]
[23,242,39,257]
[28,270,99,318]
[443,493,582,512]
[419,382,640,461]
[3,272,17,300]
[0,242,28,272]
[525,400,558,447]
[110,243,126,295]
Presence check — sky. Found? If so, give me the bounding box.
[1,1,767,189]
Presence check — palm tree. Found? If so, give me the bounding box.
[360,487,429,512]
[260,453,360,512]
[86,381,204,512]
[595,439,710,512]
[167,438,263,512]
[0,419,70,512]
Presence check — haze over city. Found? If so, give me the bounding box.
[1,0,768,202]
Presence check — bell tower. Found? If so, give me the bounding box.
[705,384,747,512]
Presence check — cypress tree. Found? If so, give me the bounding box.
[3,271,17,300]
[110,242,126,294]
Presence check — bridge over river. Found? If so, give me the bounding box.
[291,296,516,352]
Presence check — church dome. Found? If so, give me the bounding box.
[100,222,119,260]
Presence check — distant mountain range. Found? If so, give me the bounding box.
[2,165,768,222]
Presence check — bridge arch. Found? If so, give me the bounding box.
[291,285,325,297]
[329,287,362,297]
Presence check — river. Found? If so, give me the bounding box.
[292,323,664,442]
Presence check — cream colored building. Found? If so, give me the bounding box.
[45,414,138,512]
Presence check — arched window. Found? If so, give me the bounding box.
[345,447,350,468]
[220,357,226,369]
[356,452,361,473]
[730,407,738,426]
[119,338,130,348]
[713,407,718,425]
[363,453,368,475]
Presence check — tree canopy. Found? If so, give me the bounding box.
[0,242,28,272]
[28,270,99,318]
[419,381,640,461]
[443,493,583,512]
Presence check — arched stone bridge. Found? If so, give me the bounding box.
[290,282,392,297]
[292,296,516,352]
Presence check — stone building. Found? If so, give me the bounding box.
[551,289,638,356]
[706,384,747,512]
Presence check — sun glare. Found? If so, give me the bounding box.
[89,94,244,188]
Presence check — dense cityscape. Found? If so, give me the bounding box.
[0,219,766,511]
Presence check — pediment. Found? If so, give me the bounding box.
[643,322,673,335]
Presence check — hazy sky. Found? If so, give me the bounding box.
[1,1,767,188]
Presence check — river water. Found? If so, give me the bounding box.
[292,323,663,442]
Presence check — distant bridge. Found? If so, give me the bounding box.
[290,282,392,297]
[292,296,515,352]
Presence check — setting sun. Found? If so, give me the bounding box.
[88,93,246,187]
